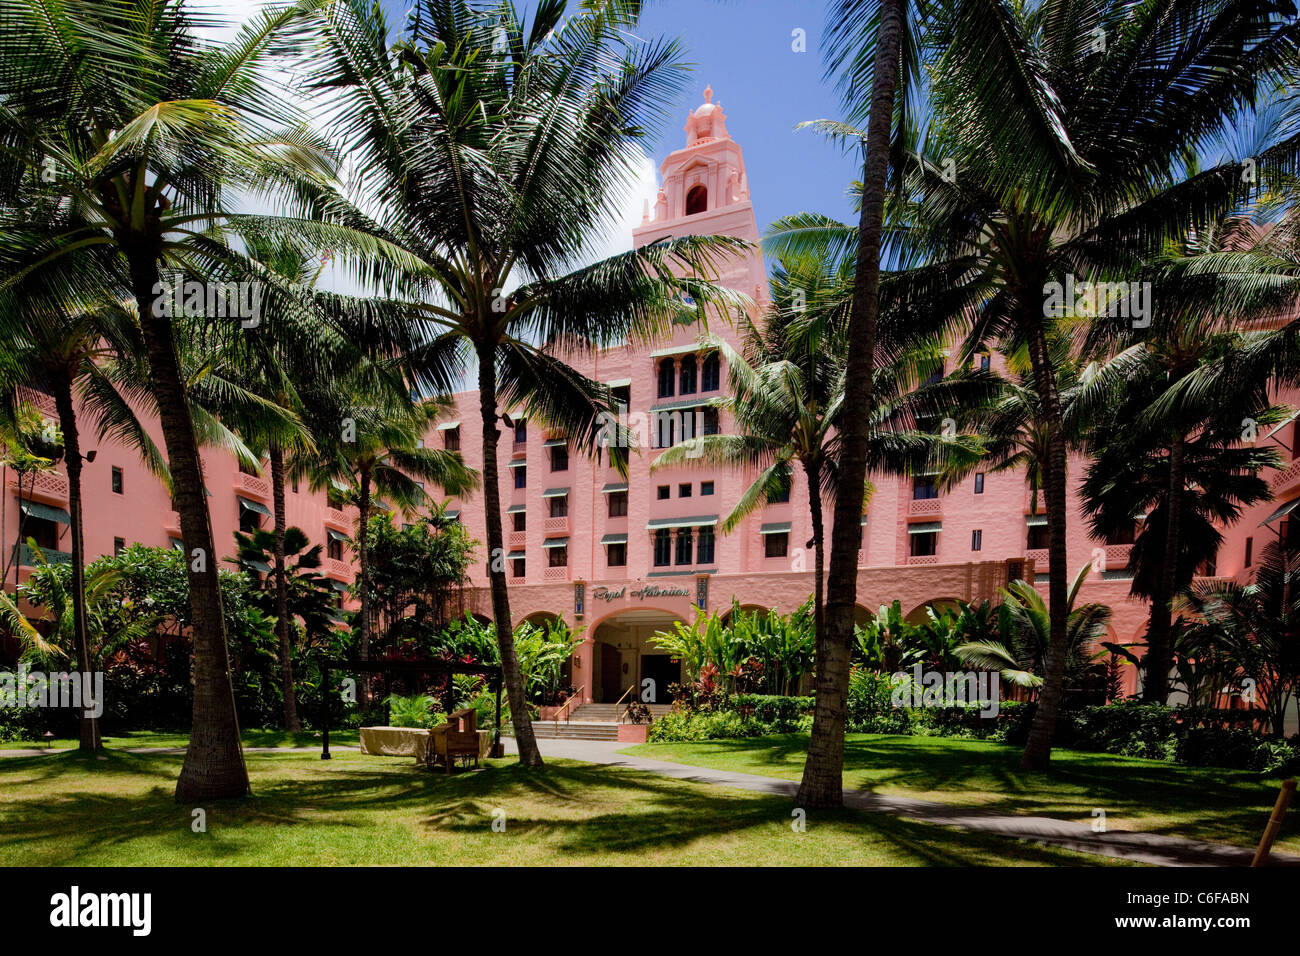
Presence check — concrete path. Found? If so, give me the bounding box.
[504,736,1298,868]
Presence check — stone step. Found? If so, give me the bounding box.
[522,721,620,740]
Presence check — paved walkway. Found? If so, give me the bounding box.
[504,736,1299,868]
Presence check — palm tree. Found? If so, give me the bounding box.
[1180,540,1300,736]
[870,0,1300,769]
[0,0,417,799]
[0,291,163,752]
[298,386,476,701]
[957,564,1113,697]
[307,0,743,766]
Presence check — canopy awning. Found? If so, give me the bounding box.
[507,550,526,559]
[646,515,718,530]
[650,397,712,413]
[242,558,272,573]
[507,459,527,469]
[329,578,349,593]
[605,377,632,388]
[1025,514,1048,527]
[908,522,942,534]
[601,482,628,494]
[650,343,705,358]
[543,438,567,448]
[237,496,271,517]
[170,537,184,551]
[542,537,569,549]
[542,487,570,498]
[327,528,349,543]
[760,522,792,535]
[444,509,460,520]
[1262,497,1300,526]
[19,500,70,524]
[506,504,526,514]
[434,421,460,431]
[601,533,628,545]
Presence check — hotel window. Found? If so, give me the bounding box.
[328,536,343,560]
[971,529,982,552]
[679,354,697,395]
[548,544,568,568]
[1106,524,1136,545]
[697,527,715,564]
[443,426,460,451]
[612,384,631,409]
[513,464,526,489]
[111,466,123,495]
[1027,524,1049,550]
[550,443,569,471]
[675,529,693,565]
[679,482,692,498]
[653,529,672,566]
[24,515,59,552]
[657,485,670,500]
[658,358,675,398]
[114,536,126,557]
[701,352,721,392]
[770,470,791,504]
[608,491,628,517]
[512,511,526,532]
[979,353,991,371]
[1245,536,1254,568]
[701,481,714,496]
[511,556,526,578]
[656,410,676,448]
[239,505,262,534]
[764,531,789,559]
[974,473,985,494]
[702,406,720,435]
[913,476,939,500]
[606,541,627,567]
[548,494,568,518]
[910,531,938,556]
[514,420,527,444]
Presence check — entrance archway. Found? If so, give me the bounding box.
[591,608,687,703]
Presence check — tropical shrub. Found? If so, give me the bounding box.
[384,693,445,729]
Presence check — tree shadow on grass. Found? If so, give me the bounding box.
[0,751,1118,866]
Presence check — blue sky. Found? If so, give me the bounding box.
[376,0,862,234]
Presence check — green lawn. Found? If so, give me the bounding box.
[0,748,1127,866]
[0,729,358,750]
[624,734,1295,854]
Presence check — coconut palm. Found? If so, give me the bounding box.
[0,0,426,799]
[863,0,1300,770]
[297,385,476,702]
[307,0,744,765]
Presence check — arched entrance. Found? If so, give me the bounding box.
[591,608,687,703]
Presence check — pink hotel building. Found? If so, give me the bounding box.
[5,88,1296,707]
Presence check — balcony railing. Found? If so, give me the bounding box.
[544,516,569,534]
[1103,543,1133,569]
[324,507,351,529]
[323,558,352,580]
[906,554,938,566]
[12,543,71,567]
[543,565,570,581]
[234,470,272,499]
[908,497,942,516]
[1272,458,1300,493]
[7,469,69,501]
[1026,548,1049,568]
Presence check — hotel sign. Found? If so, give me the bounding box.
[591,583,691,603]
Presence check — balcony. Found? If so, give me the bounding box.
[322,557,352,580]
[1272,458,1300,495]
[544,565,570,582]
[233,470,272,500]
[1026,548,1049,568]
[906,554,938,566]
[908,497,942,516]
[12,543,71,567]
[7,469,69,502]
[1103,543,1132,569]
[507,530,527,549]
[544,516,570,534]
[324,507,351,529]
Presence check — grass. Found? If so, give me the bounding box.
[623,733,1296,854]
[0,729,359,750]
[0,748,1129,866]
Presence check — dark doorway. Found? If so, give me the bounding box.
[685,185,707,215]
[640,655,680,703]
[599,643,623,702]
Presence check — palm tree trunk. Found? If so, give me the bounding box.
[128,255,248,801]
[797,0,903,810]
[804,458,826,641]
[356,466,372,707]
[269,444,300,731]
[477,346,543,767]
[1142,436,1184,704]
[52,375,100,752]
[1020,308,1070,770]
